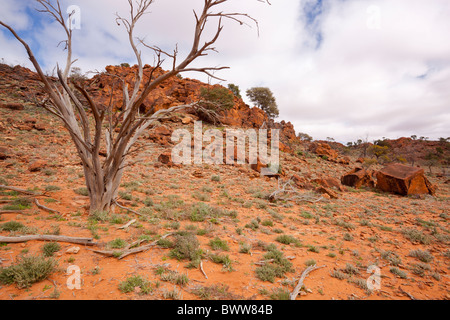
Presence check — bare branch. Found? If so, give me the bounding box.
[290,265,326,300]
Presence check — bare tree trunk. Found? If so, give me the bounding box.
[1,0,269,215]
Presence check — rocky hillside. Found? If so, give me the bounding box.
[0,63,297,146]
[0,62,449,301]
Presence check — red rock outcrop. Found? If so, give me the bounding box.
[308,142,339,161]
[341,168,376,189]
[376,163,435,196]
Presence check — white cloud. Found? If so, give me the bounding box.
[1,0,449,143]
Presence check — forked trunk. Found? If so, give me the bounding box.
[83,159,125,214]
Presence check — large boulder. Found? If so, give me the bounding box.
[376,163,435,196]
[341,168,376,189]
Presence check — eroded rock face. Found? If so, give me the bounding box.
[308,142,338,161]
[90,65,297,143]
[341,168,376,189]
[376,163,435,196]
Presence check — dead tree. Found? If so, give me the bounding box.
[0,0,269,214]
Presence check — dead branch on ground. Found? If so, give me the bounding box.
[92,232,174,260]
[0,235,96,246]
[289,264,326,300]
[0,185,43,196]
[0,210,25,215]
[267,178,324,203]
[34,198,60,215]
[116,219,136,230]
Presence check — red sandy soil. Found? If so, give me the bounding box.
[0,104,449,301]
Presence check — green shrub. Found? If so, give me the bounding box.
[411,262,431,277]
[160,270,190,286]
[275,234,300,246]
[42,242,61,257]
[0,255,56,288]
[402,228,431,245]
[119,275,152,294]
[108,238,128,249]
[169,232,202,262]
[208,253,233,271]
[211,175,221,182]
[304,259,317,267]
[343,233,354,241]
[200,87,234,110]
[74,187,89,196]
[2,197,32,211]
[0,221,25,232]
[390,267,407,279]
[409,250,433,263]
[269,288,290,300]
[209,237,229,251]
[255,245,293,283]
[381,251,402,266]
[44,185,61,192]
[239,243,252,254]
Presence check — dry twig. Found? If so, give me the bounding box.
[92,232,174,259]
[268,178,324,203]
[34,198,60,215]
[116,219,137,230]
[289,264,326,300]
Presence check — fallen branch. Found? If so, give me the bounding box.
[255,256,295,266]
[114,199,143,216]
[200,260,208,279]
[92,232,174,260]
[398,286,417,300]
[0,185,43,196]
[0,235,96,246]
[289,264,326,300]
[0,210,25,215]
[34,198,60,215]
[116,219,136,230]
[268,178,323,203]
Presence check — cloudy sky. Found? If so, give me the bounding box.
[1,0,449,143]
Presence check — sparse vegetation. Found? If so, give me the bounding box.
[0,2,448,301]
[118,275,153,294]
[0,255,57,288]
[255,245,293,283]
[41,242,61,257]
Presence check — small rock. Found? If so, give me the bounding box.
[315,186,338,199]
[28,160,47,172]
[158,152,173,165]
[192,169,204,178]
[153,125,172,136]
[66,247,80,254]
[33,122,46,131]
[181,117,192,124]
